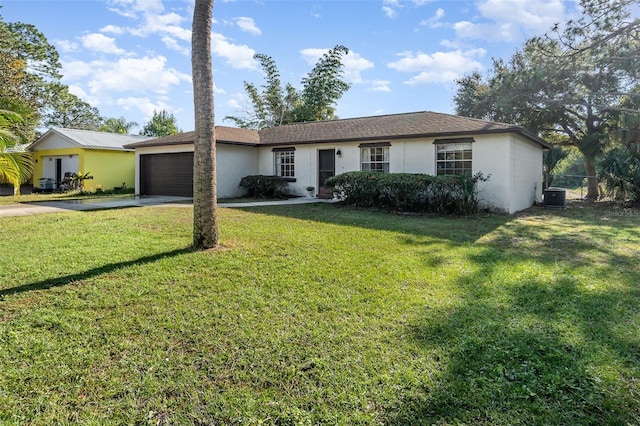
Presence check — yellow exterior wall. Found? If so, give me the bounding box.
[82,150,135,191]
[31,148,134,192]
[32,148,83,183]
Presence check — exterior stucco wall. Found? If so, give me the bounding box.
[217,144,259,198]
[32,147,134,192]
[509,134,543,213]
[137,132,543,213]
[133,143,258,198]
[256,136,521,207]
[472,135,513,213]
[32,148,82,184]
[82,150,135,191]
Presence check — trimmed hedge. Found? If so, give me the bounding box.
[324,171,489,215]
[239,175,290,199]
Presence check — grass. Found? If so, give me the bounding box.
[1,202,639,424]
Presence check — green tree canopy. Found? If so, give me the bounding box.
[454,0,639,199]
[0,11,102,136]
[0,107,33,195]
[41,83,102,130]
[100,116,138,134]
[139,109,182,137]
[225,45,351,129]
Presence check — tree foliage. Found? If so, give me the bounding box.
[100,117,138,134]
[225,45,351,129]
[0,11,102,136]
[41,83,103,130]
[454,0,639,199]
[0,107,33,195]
[139,109,182,137]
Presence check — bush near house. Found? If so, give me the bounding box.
[325,171,488,215]
[239,175,289,199]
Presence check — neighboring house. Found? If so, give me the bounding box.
[124,111,551,213]
[29,128,152,192]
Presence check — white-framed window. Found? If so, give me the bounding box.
[435,142,472,176]
[360,144,390,173]
[273,148,295,178]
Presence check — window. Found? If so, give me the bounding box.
[435,142,472,176]
[361,146,390,173]
[273,149,295,178]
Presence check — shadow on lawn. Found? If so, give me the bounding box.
[387,215,640,424]
[0,247,193,299]
[240,202,513,244]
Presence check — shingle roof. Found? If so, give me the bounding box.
[259,111,549,147]
[30,127,153,151]
[123,126,260,149]
[123,111,551,149]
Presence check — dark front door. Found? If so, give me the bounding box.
[318,149,335,198]
[55,158,62,188]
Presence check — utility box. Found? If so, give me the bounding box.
[544,187,566,208]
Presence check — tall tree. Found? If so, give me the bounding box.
[0,108,33,196]
[192,0,218,249]
[139,109,182,137]
[1,13,102,137]
[454,0,639,199]
[41,83,102,130]
[225,45,351,129]
[100,116,138,134]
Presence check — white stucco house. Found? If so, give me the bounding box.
[124,111,551,214]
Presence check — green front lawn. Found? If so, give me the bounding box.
[1,203,639,424]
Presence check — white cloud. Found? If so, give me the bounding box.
[420,8,445,29]
[382,6,396,18]
[162,36,190,55]
[388,49,485,84]
[62,55,191,97]
[342,52,374,84]
[67,85,101,107]
[383,0,431,18]
[370,80,392,92]
[61,60,95,80]
[116,96,174,121]
[55,39,78,53]
[105,0,192,52]
[211,33,257,70]
[454,0,564,41]
[101,25,124,35]
[300,48,374,84]
[107,0,164,17]
[81,33,125,55]
[234,17,262,36]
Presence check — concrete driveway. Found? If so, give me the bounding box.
[0,196,331,217]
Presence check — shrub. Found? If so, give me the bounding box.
[239,175,289,199]
[600,144,640,201]
[325,171,489,215]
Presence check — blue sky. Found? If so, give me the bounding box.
[1,0,578,133]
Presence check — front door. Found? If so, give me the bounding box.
[55,158,62,188]
[318,149,335,198]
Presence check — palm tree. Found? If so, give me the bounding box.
[100,116,138,134]
[0,109,33,196]
[191,0,218,249]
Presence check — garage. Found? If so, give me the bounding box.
[140,152,193,197]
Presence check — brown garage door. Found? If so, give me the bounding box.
[140,152,194,197]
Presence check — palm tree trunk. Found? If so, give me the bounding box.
[191,0,218,249]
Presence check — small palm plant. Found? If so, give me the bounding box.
[69,171,94,192]
[0,109,33,196]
